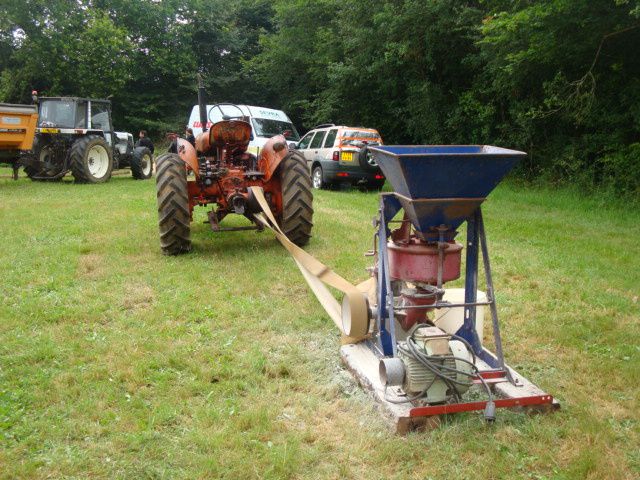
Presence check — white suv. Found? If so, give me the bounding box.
[295,124,385,190]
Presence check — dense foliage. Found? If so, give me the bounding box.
[1,0,638,194]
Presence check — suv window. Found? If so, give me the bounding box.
[323,129,338,148]
[298,132,314,149]
[340,129,381,147]
[310,130,326,149]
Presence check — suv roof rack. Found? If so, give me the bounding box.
[312,123,335,129]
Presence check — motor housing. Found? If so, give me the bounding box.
[380,326,474,403]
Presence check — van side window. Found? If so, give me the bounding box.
[298,132,314,149]
[323,129,338,148]
[310,131,326,149]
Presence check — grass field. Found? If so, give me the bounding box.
[0,168,638,479]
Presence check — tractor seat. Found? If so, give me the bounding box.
[209,120,251,151]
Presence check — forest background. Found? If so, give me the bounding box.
[1,0,639,195]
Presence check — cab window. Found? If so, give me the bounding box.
[75,101,87,128]
[91,103,112,131]
[310,130,326,149]
[323,129,338,148]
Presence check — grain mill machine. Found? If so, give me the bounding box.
[338,145,557,430]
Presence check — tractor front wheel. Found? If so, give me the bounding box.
[24,136,63,181]
[131,146,153,180]
[70,135,113,183]
[155,153,191,255]
[279,150,313,246]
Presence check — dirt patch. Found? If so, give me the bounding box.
[77,253,106,280]
[121,282,155,311]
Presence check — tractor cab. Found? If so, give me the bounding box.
[36,97,115,146]
[22,96,154,183]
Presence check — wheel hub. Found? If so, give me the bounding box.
[142,154,152,175]
[313,169,322,188]
[87,145,109,177]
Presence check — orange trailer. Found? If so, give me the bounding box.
[0,103,38,179]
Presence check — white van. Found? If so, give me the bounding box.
[187,104,300,155]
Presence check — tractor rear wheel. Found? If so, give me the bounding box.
[279,150,313,246]
[130,146,153,179]
[155,152,191,255]
[70,135,113,183]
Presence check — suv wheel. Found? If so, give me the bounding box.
[312,166,325,189]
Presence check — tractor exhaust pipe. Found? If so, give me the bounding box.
[197,73,208,133]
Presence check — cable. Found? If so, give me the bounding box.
[393,329,496,421]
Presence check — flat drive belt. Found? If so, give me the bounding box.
[249,186,370,342]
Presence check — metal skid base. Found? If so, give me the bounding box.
[340,342,559,435]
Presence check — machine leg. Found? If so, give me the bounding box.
[460,209,483,354]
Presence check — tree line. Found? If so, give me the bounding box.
[1,0,639,194]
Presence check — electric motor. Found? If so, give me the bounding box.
[380,326,474,403]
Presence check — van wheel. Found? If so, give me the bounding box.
[312,166,326,189]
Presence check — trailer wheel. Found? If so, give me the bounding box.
[70,135,113,183]
[130,146,153,180]
[156,153,191,255]
[279,150,314,246]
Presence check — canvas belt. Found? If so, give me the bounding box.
[249,186,370,342]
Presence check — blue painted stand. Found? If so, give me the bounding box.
[373,194,509,378]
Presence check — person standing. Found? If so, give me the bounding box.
[136,130,154,154]
[185,127,196,147]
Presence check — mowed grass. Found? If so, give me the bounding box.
[0,167,638,480]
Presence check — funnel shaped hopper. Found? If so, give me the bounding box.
[370,145,525,235]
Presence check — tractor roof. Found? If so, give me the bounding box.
[39,97,111,104]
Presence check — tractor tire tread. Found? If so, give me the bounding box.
[155,152,192,255]
[279,151,313,246]
[70,135,113,183]
[130,146,153,180]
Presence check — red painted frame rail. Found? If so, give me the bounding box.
[409,395,554,417]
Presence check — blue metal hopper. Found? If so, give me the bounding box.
[369,145,525,235]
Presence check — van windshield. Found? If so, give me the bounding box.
[251,118,300,141]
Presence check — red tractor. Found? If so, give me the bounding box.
[155,87,313,255]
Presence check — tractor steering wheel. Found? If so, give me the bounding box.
[207,103,248,123]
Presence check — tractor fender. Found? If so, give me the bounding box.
[258,134,289,182]
[176,137,199,177]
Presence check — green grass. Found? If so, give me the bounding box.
[0,168,638,479]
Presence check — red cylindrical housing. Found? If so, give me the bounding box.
[398,287,438,330]
[387,237,462,284]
